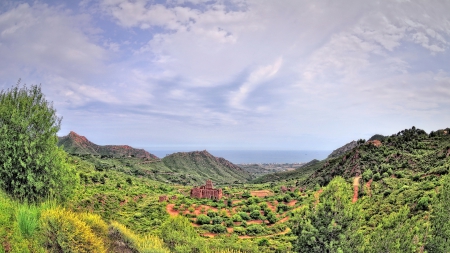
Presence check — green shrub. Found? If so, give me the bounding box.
[238,212,250,221]
[212,216,223,225]
[0,84,77,203]
[232,214,243,222]
[234,226,246,235]
[196,214,211,225]
[250,210,261,220]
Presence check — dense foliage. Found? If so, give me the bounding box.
[0,84,77,202]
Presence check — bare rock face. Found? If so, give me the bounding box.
[57,131,159,159]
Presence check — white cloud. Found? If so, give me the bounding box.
[0,3,107,80]
[229,57,282,110]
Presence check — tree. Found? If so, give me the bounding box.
[0,83,77,202]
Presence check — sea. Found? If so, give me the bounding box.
[146,149,331,164]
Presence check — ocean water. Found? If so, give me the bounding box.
[147,149,331,164]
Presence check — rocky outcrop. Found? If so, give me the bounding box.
[58,131,159,159]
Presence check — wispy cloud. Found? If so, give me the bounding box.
[1,0,450,150]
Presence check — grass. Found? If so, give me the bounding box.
[16,203,39,238]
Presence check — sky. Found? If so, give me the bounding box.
[0,0,450,151]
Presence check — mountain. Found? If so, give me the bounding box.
[58,131,159,160]
[162,150,252,184]
[255,127,450,188]
[58,132,251,185]
[327,140,360,159]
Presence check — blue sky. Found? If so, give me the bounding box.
[0,0,449,151]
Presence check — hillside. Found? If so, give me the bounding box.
[327,140,360,158]
[162,150,252,184]
[58,131,159,160]
[58,132,251,185]
[304,127,450,187]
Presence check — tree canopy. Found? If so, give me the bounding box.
[0,83,77,202]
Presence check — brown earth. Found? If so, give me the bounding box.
[287,200,297,207]
[250,190,274,197]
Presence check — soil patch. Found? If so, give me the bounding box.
[287,200,297,207]
[250,190,274,197]
[166,204,179,216]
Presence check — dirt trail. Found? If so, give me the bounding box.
[352,176,361,203]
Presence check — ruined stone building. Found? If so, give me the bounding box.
[190,180,223,200]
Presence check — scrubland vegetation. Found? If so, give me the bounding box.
[2,83,450,252]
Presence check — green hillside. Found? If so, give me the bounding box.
[162,150,253,185]
[58,132,252,185]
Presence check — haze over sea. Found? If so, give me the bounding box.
[147,149,331,164]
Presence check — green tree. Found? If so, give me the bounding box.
[0,83,77,202]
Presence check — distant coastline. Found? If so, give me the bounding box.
[145,149,331,164]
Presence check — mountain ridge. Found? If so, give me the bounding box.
[58,131,159,160]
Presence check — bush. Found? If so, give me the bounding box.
[363,169,373,181]
[196,214,211,225]
[238,212,250,221]
[0,83,77,202]
[250,210,261,220]
[210,224,227,233]
[40,207,106,253]
[232,214,243,222]
[207,210,218,218]
[211,216,223,225]
[246,224,266,235]
[233,226,246,235]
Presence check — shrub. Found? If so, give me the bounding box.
[246,224,266,235]
[196,214,211,225]
[207,210,218,218]
[234,226,246,235]
[212,216,223,225]
[232,214,243,222]
[0,83,77,202]
[363,169,373,181]
[417,196,430,211]
[238,212,250,221]
[250,210,261,220]
[40,208,106,253]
